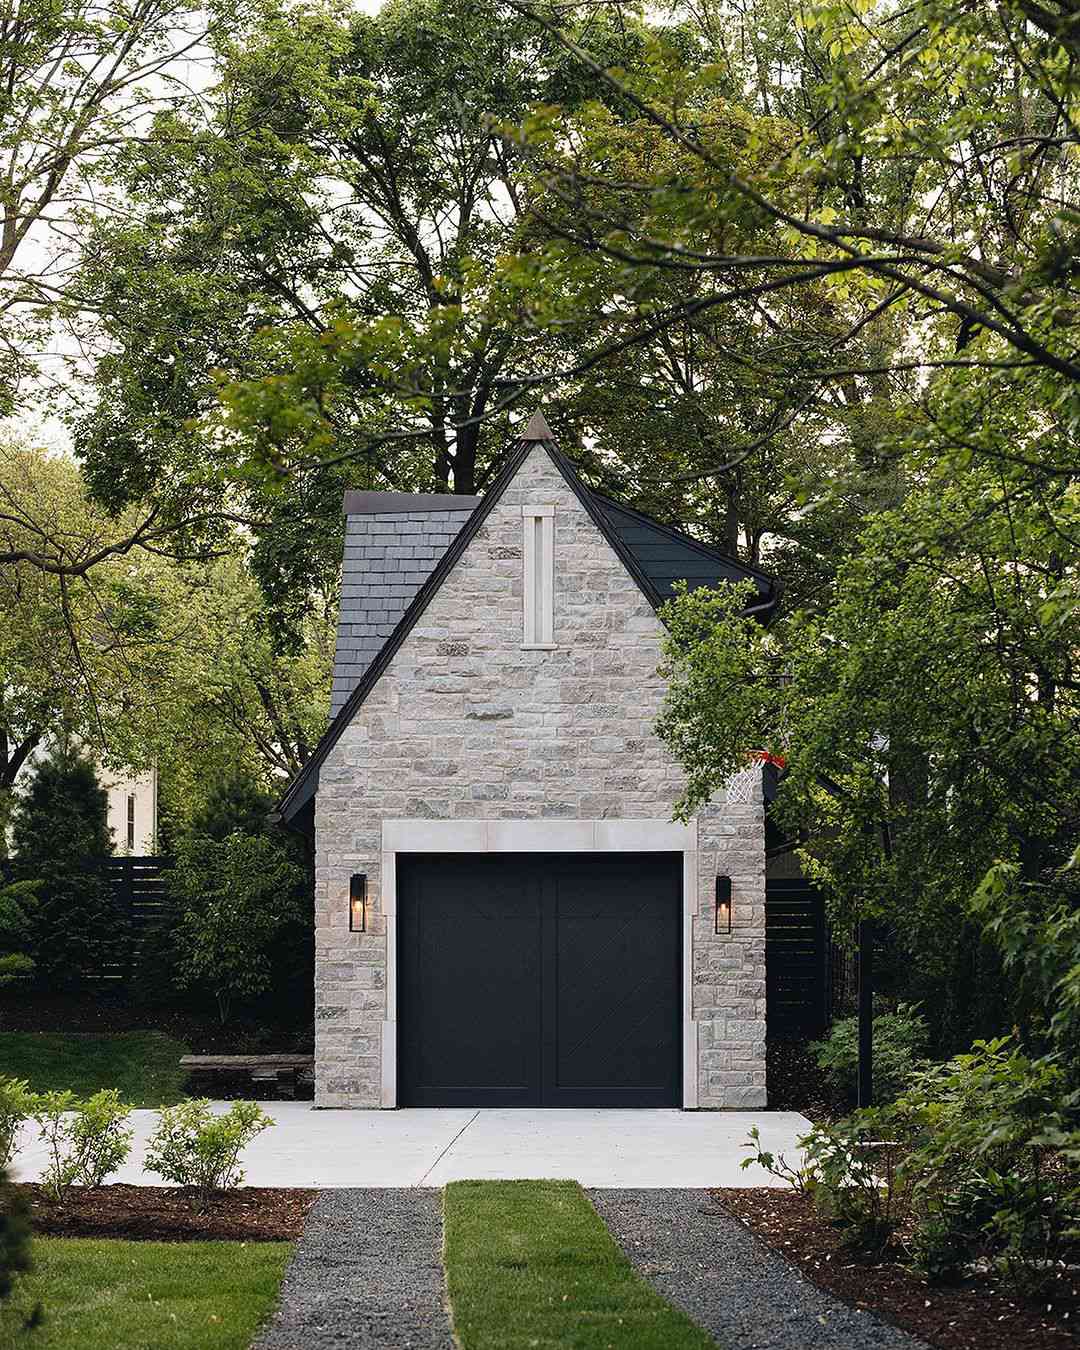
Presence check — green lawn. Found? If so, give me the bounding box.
[0,1237,290,1349]
[0,1032,189,1105]
[444,1180,717,1350]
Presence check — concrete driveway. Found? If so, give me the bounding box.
[12,1105,811,1189]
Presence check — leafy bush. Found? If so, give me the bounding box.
[745,1036,1080,1288]
[0,1163,31,1302]
[169,831,305,1022]
[33,1089,133,1204]
[811,1002,929,1104]
[973,861,1080,1070]
[892,1038,1080,1286]
[0,880,39,987]
[744,1115,914,1253]
[144,1099,273,1209]
[0,1079,37,1168]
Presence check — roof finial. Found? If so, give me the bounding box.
[521,408,556,442]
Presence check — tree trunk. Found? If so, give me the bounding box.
[454,419,479,495]
[723,479,740,557]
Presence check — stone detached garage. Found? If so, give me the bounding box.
[275,412,781,1110]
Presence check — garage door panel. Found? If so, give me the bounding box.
[411,912,540,1091]
[546,860,681,1105]
[398,860,542,1105]
[398,853,681,1107]
[554,979,671,1087]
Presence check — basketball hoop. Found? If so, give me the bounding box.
[725,751,786,805]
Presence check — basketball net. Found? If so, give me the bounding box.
[725,750,786,805]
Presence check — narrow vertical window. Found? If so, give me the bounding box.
[126,794,136,853]
[522,505,555,647]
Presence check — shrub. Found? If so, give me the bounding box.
[169,831,306,1022]
[811,1001,929,1104]
[144,1099,273,1209]
[0,879,39,987]
[0,1163,31,1302]
[892,1038,1080,1287]
[746,1036,1080,1288]
[973,862,1080,1071]
[0,1078,37,1168]
[744,1114,915,1253]
[33,1089,133,1204]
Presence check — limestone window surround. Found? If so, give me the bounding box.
[521,503,555,648]
[377,816,700,1110]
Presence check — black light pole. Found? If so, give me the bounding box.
[857,819,891,1109]
[857,917,874,1108]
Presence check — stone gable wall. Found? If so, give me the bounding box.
[313,445,766,1108]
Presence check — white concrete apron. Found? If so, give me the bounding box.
[12,1106,811,1189]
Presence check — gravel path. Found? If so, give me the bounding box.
[254,1188,455,1350]
[590,1188,928,1350]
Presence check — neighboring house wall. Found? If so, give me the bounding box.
[313,445,767,1109]
[102,766,158,855]
[10,743,158,856]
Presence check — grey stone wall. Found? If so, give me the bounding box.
[313,445,766,1108]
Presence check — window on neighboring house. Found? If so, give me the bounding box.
[522,505,555,647]
[126,794,136,853]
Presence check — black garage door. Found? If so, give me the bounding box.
[397,853,682,1107]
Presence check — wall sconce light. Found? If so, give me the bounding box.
[349,873,367,932]
[715,876,732,934]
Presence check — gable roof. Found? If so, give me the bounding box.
[274,419,780,827]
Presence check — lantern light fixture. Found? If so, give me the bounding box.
[715,876,732,934]
[349,873,367,932]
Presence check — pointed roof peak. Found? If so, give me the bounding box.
[521,408,556,442]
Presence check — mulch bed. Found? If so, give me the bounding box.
[17,1183,317,1242]
[714,1187,1078,1350]
[766,1035,848,1119]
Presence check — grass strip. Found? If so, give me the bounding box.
[444,1179,717,1349]
[0,1237,291,1349]
[0,1031,190,1105]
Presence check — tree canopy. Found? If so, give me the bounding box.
[0,0,1075,1053]
[0,437,331,834]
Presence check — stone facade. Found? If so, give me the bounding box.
[313,444,767,1108]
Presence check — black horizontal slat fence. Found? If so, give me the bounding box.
[2,853,174,985]
[94,854,173,984]
[110,855,172,929]
[765,880,834,1037]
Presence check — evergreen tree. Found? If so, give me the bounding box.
[0,880,38,987]
[11,751,126,986]
[186,772,275,843]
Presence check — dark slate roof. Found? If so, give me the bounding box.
[330,494,479,718]
[590,492,776,608]
[276,419,780,828]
